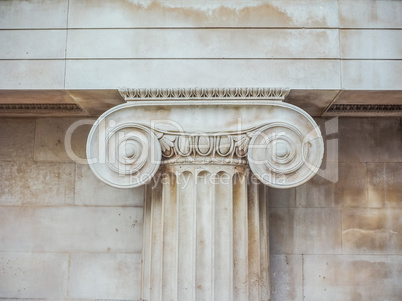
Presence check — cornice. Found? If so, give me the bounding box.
[119,87,290,101]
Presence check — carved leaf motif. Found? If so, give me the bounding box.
[235,135,251,152]
[159,135,175,153]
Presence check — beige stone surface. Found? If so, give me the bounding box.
[368,163,402,208]
[0,206,143,252]
[285,90,339,117]
[342,209,402,254]
[296,163,368,208]
[0,118,35,161]
[0,90,124,117]
[67,90,125,116]
[339,0,402,28]
[0,0,68,29]
[333,90,402,105]
[0,30,66,59]
[269,208,342,254]
[0,60,65,89]
[65,59,341,89]
[342,60,402,90]
[0,161,74,206]
[339,118,402,163]
[304,255,402,300]
[383,163,402,208]
[0,90,76,104]
[34,118,94,162]
[270,255,303,301]
[67,28,339,59]
[0,252,68,298]
[75,164,144,206]
[68,0,339,28]
[268,187,296,208]
[341,30,402,59]
[68,253,141,300]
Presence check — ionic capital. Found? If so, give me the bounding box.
[87,87,324,189]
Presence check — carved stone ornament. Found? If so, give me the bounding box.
[87,87,324,300]
[87,87,324,189]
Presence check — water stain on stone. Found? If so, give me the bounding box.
[76,0,299,27]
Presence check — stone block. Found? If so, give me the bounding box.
[75,164,144,206]
[0,0,68,29]
[68,0,338,28]
[296,163,368,208]
[0,161,74,206]
[342,209,402,254]
[270,255,303,301]
[304,255,402,300]
[269,208,342,254]
[0,252,68,298]
[339,0,402,28]
[68,253,141,300]
[338,118,402,163]
[65,59,341,89]
[341,30,402,59]
[0,30,66,59]
[342,60,402,90]
[268,187,296,208]
[383,163,402,208]
[0,207,143,253]
[34,118,94,162]
[367,163,402,208]
[67,29,339,59]
[0,118,35,161]
[0,60,65,89]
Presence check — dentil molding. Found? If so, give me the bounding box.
[87,87,324,189]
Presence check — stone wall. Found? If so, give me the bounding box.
[0,0,401,90]
[0,116,401,300]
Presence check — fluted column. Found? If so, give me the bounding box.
[141,165,269,301]
[86,87,324,301]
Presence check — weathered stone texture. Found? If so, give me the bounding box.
[342,60,402,90]
[296,163,368,208]
[341,30,402,59]
[269,208,342,254]
[0,252,68,298]
[267,187,296,208]
[34,118,94,162]
[0,60,65,89]
[0,161,75,206]
[0,30,67,59]
[368,163,402,208]
[65,59,341,89]
[0,207,143,253]
[0,0,68,29]
[339,118,402,163]
[67,29,339,59]
[75,164,144,206]
[339,0,402,28]
[304,255,402,301]
[342,209,402,254]
[67,0,339,28]
[68,253,141,300]
[270,255,303,301]
[0,118,35,161]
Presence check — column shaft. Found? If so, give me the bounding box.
[141,165,269,301]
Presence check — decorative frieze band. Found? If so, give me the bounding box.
[119,87,290,101]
